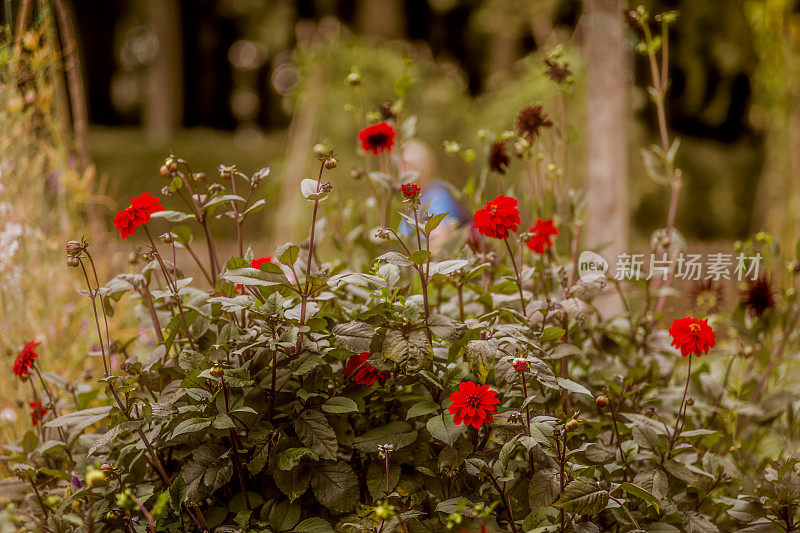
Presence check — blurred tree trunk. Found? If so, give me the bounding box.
[144,0,183,141]
[582,0,628,311]
[749,1,800,246]
[357,0,405,39]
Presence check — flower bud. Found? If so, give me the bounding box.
[165,158,178,172]
[512,358,529,373]
[565,419,579,432]
[66,257,80,268]
[379,101,396,120]
[219,165,234,179]
[65,240,83,256]
[209,183,225,194]
[595,395,609,408]
[85,468,106,488]
[346,71,361,86]
[210,365,224,379]
[128,251,139,264]
[193,172,206,182]
[350,167,365,180]
[100,464,113,474]
[686,397,695,406]
[159,165,170,177]
[313,143,328,158]
[324,157,338,170]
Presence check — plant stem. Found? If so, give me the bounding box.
[457,284,465,322]
[139,282,164,344]
[229,172,244,258]
[412,206,432,340]
[297,161,326,353]
[670,355,692,447]
[609,495,641,530]
[487,473,519,533]
[504,238,527,318]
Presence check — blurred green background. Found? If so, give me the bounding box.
[53,0,795,244]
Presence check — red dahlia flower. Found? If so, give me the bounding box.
[401,183,420,198]
[344,352,390,386]
[113,192,165,239]
[668,317,716,357]
[359,122,396,155]
[448,381,500,429]
[251,256,274,269]
[526,218,559,253]
[13,341,40,379]
[472,195,520,239]
[29,401,47,426]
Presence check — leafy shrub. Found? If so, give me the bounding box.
[3,8,800,533]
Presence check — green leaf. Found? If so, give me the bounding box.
[310,461,359,514]
[169,474,186,510]
[465,339,497,382]
[617,482,660,513]
[300,179,329,201]
[375,251,414,267]
[425,212,450,234]
[277,243,300,265]
[277,448,320,471]
[222,267,285,287]
[353,421,418,452]
[151,210,196,223]
[528,468,561,508]
[293,518,334,533]
[294,410,338,461]
[203,194,246,210]
[406,400,440,419]
[322,396,358,414]
[178,349,204,373]
[331,321,375,353]
[382,329,433,372]
[409,249,432,264]
[426,414,466,446]
[274,464,311,502]
[172,418,212,438]
[540,326,566,342]
[553,478,609,515]
[557,377,593,397]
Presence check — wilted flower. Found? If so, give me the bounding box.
[488,141,510,174]
[688,279,725,314]
[544,58,572,83]
[742,277,774,317]
[517,105,553,142]
[70,472,83,489]
[512,358,529,372]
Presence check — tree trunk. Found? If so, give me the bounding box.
[582,0,628,314]
[143,0,183,142]
[357,0,405,39]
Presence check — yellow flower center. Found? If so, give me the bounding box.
[689,323,700,333]
[489,205,497,214]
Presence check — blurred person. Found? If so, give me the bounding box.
[400,140,471,253]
